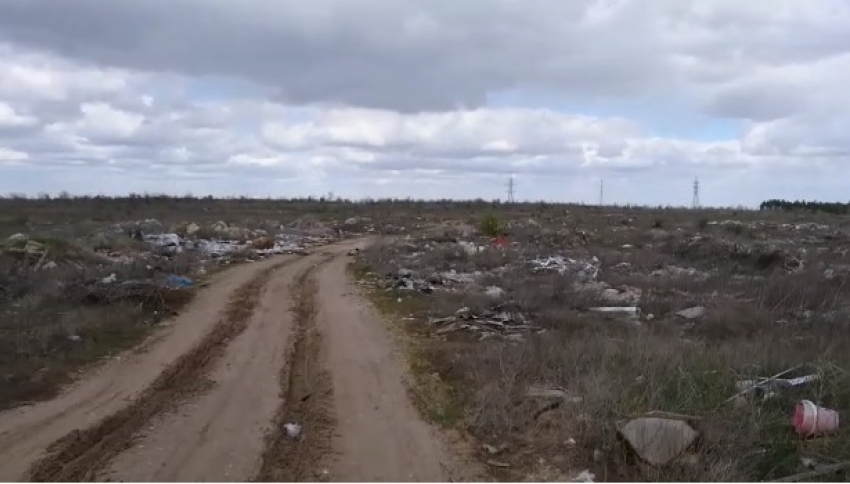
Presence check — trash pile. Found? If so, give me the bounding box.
[142,231,323,262]
[385,268,484,294]
[530,255,600,281]
[426,304,539,340]
[388,268,436,293]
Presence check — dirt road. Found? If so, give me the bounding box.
[0,240,467,482]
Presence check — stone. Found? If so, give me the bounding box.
[619,417,698,466]
[676,306,706,320]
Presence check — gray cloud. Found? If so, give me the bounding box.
[0,2,850,205]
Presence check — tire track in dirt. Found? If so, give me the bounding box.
[26,258,294,482]
[256,253,336,482]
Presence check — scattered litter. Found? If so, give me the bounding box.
[530,256,599,280]
[736,374,818,400]
[794,399,840,437]
[527,385,583,419]
[67,334,82,342]
[283,422,302,440]
[101,273,118,284]
[676,306,706,320]
[428,304,538,337]
[144,233,182,247]
[482,443,508,455]
[526,385,570,400]
[439,270,479,285]
[725,364,808,403]
[458,240,482,255]
[485,286,505,299]
[41,261,58,271]
[571,470,596,482]
[600,286,641,305]
[165,274,194,289]
[7,233,27,242]
[348,248,361,256]
[651,266,709,281]
[619,417,698,466]
[590,306,640,318]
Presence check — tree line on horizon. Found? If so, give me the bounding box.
[760,199,850,214]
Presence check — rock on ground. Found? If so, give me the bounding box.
[618,417,698,466]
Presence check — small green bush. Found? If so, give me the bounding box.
[479,213,502,237]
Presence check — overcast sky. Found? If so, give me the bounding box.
[0,1,849,206]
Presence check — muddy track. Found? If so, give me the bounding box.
[256,254,336,482]
[4,241,474,482]
[27,259,292,482]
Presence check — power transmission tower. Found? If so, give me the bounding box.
[506,175,515,203]
[692,177,700,209]
[599,179,604,206]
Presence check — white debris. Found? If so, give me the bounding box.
[7,233,27,242]
[530,256,599,280]
[440,270,479,284]
[676,306,706,320]
[458,240,480,255]
[590,306,640,316]
[485,286,505,299]
[144,233,181,247]
[283,422,302,440]
[571,470,596,482]
[101,273,117,284]
[736,374,819,400]
[651,266,709,281]
[600,287,642,305]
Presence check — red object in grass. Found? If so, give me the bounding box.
[491,236,510,248]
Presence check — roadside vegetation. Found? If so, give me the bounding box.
[355,207,850,482]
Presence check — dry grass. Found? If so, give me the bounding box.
[0,245,202,409]
[355,206,850,482]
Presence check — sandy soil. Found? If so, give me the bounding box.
[0,239,467,482]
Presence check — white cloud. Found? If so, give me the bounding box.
[0,102,36,127]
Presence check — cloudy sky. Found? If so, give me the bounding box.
[0,1,849,206]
